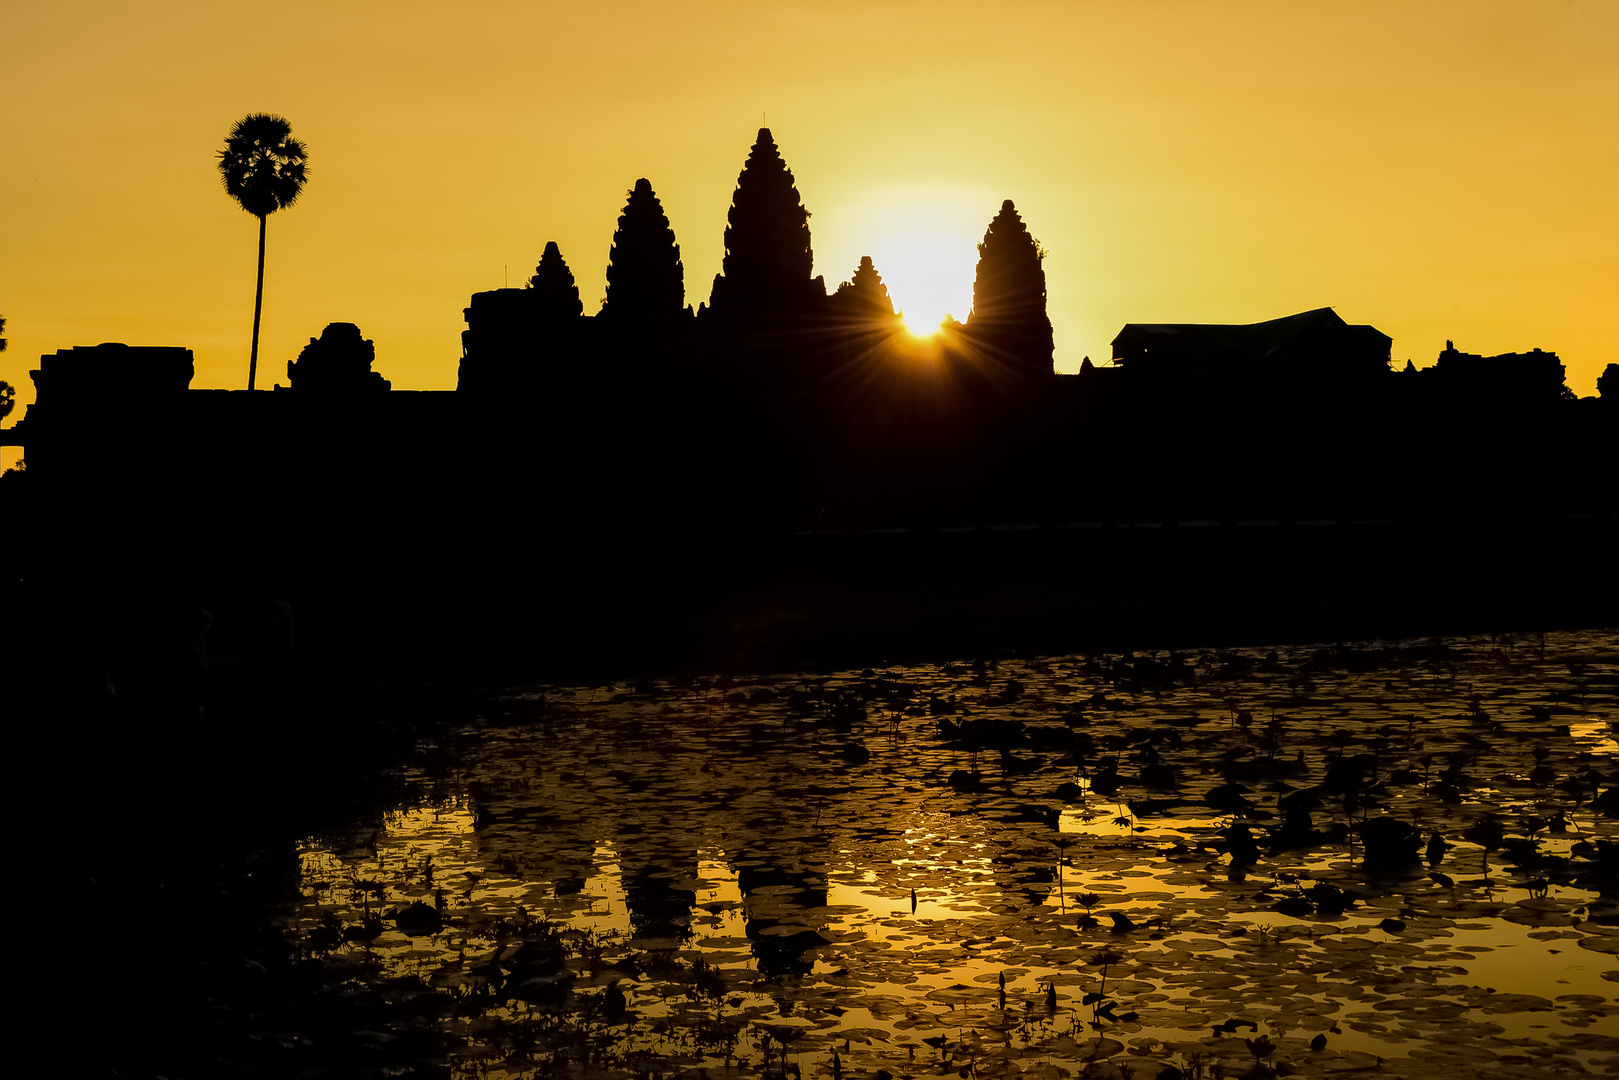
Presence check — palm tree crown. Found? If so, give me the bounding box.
[218,114,308,219]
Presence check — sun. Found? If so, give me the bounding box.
[822,186,992,339]
[903,311,949,338]
[872,230,976,337]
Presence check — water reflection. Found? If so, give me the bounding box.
[290,631,1619,1078]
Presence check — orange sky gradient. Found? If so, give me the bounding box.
[2,0,1615,460]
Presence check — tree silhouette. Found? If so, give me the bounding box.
[0,317,11,422]
[966,199,1053,374]
[1599,363,1618,400]
[528,241,584,318]
[600,179,684,324]
[830,256,898,326]
[286,323,390,395]
[218,114,308,391]
[708,128,821,318]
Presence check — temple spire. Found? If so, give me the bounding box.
[831,256,897,324]
[600,178,684,323]
[966,199,1053,374]
[528,241,583,318]
[707,128,822,318]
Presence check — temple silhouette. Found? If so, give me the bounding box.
[3,127,1614,582]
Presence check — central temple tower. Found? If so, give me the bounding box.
[705,128,826,321]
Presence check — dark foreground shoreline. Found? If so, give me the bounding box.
[305,513,1618,683]
[8,513,1617,701]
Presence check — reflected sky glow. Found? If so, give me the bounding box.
[291,630,1618,1078]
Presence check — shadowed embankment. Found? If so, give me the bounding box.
[285,514,1617,682]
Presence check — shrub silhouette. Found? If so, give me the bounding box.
[528,241,584,318]
[286,323,390,395]
[218,114,308,390]
[600,179,684,324]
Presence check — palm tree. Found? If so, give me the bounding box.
[218,114,308,390]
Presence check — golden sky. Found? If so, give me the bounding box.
[2,0,1615,447]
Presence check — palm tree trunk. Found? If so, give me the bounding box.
[249,213,266,390]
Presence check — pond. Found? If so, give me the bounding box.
[282,630,1618,1078]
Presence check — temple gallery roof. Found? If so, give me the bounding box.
[1110,307,1392,371]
